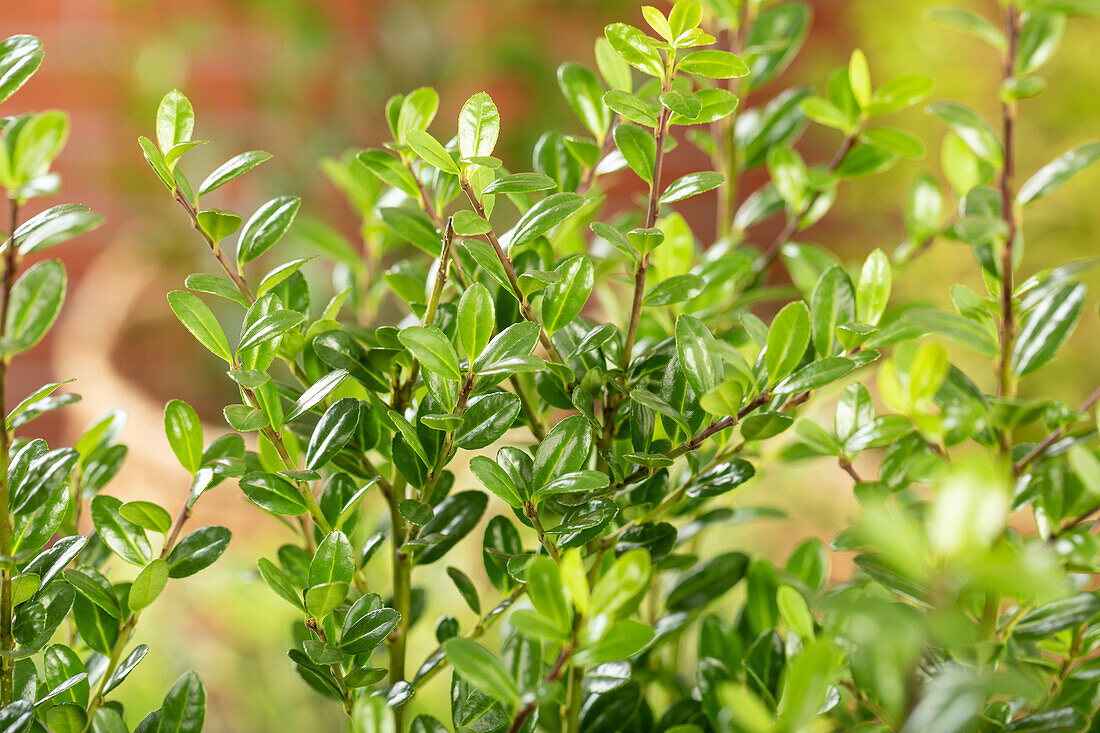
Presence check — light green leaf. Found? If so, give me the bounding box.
[458,92,501,160]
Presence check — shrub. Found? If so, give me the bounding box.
[5,0,1100,730]
[0,35,221,732]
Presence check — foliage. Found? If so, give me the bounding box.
[5,0,1100,730]
[0,35,219,732]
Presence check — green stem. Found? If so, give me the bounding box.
[525,502,560,562]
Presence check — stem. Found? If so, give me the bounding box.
[996,2,1021,410]
[838,457,862,483]
[756,132,857,275]
[507,642,575,733]
[84,614,139,725]
[577,116,620,195]
[562,666,584,733]
[621,91,673,372]
[1014,385,1100,475]
[0,198,19,706]
[715,4,753,237]
[524,501,561,562]
[459,178,568,369]
[510,375,546,441]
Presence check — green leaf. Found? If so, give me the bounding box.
[927,101,1003,166]
[775,357,856,394]
[856,249,891,326]
[89,495,152,567]
[541,255,594,334]
[596,36,633,92]
[165,525,231,578]
[446,567,481,614]
[341,600,400,655]
[470,456,524,508]
[660,171,724,203]
[237,195,301,268]
[861,128,925,159]
[239,472,308,516]
[444,638,520,707]
[155,90,194,153]
[533,415,592,489]
[196,209,242,244]
[306,398,360,471]
[456,393,520,450]
[766,301,811,385]
[643,274,704,306]
[483,172,557,194]
[848,49,872,109]
[2,259,65,355]
[927,7,1006,49]
[458,92,500,160]
[199,150,273,196]
[767,145,808,208]
[1011,282,1086,376]
[310,531,354,590]
[590,549,651,619]
[457,283,494,362]
[810,266,856,357]
[572,620,654,668]
[119,501,172,535]
[395,87,440,144]
[128,559,169,611]
[508,192,585,248]
[388,410,430,466]
[12,204,104,255]
[675,315,722,396]
[167,290,232,363]
[62,569,121,619]
[604,23,664,79]
[0,35,43,104]
[237,309,303,354]
[1017,141,1100,206]
[1017,11,1065,75]
[678,49,749,79]
[417,491,487,564]
[257,558,305,611]
[398,325,462,381]
[614,124,656,184]
[660,89,702,121]
[603,90,659,128]
[406,129,459,175]
[164,399,203,474]
[159,672,206,733]
[526,556,572,633]
[285,369,349,422]
[558,63,611,141]
[666,552,749,610]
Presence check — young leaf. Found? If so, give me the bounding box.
[406,129,460,175]
[164,399,203,474]
[198,150,273,196]
[458,92,501,160]
[766,301,811,385]
[398,325,462,381]
[457,283,494,362]
[0,35,44,104]
[89,495,152,567]
[927,101,1004,166]
[128,559,169,611]
[856,249,891,326]
[508,193,586,247]
[156,90,194,154]
[2,259,66,355]
[541,255,594,334]
[443,638,520,707]
[236,195,301,268]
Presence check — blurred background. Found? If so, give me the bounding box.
[6,0,1100,729]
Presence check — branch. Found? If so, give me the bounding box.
[996,3,1022,405]
[1014,385,1100,475]
[756,132,858,275]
